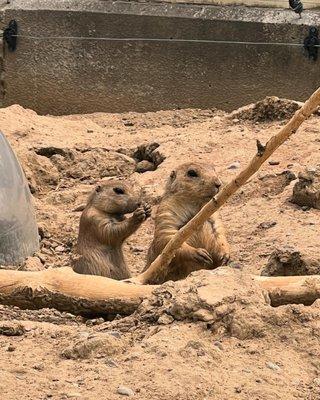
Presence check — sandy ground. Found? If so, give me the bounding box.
[0,98,320,399]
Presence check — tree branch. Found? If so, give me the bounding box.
[133,87,320,285]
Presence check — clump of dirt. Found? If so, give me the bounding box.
[229,170,296,204]
[292,166,320,209]
[230,96,302,122]
[22,152,60,194]
[261,247,320,276]
[35,146,136,182]
[135,268,268,340]
[117,142,166,173]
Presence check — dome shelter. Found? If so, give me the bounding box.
[0,132,39,266]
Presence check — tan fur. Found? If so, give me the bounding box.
[145,162,230,284]
[73,180,150,280]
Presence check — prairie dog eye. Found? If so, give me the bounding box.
[187,169,199,178]
[113,187,125,195]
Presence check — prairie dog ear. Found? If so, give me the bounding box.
[95,185,102,193]
[170,170,176,181]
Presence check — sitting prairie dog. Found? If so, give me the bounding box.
[144,162,230,284]
[73,179,151,280]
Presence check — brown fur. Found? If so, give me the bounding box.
[145,162,230,284]
[73,180,150,280]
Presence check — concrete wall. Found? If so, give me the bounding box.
[1,0,320,115]
[134,0,319,9]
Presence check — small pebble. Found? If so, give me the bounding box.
[213,341,224,351]
[313,377,320,386]
[269,160,280,166]
[266,361,281,371]
[55,246,66,253]
[105,359,118,368]
[63,392,82,398]
[227,161,240,170]
[117,385,134,397]
[78,331,90,340]
[157,314,174,325]
[258,221,277,230]
[108,331,121,339]
[87,129,94,133]
[301,206,310,212]
[7,345,16,352]
[33,363,45,371]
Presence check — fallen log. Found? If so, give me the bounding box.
[0,268,320,316]
[133,87,320,285]
[256,275,320,307]
[0,267,155,316]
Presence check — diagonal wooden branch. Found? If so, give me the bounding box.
[132,87,320,285]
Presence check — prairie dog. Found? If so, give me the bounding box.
[73,180,151,280]
[145,162,230,284]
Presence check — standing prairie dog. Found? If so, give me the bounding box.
[144,162,230,284]
[73,180,151,280]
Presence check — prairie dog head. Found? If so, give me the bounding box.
[88,179,141,215]
[165,162,222,203]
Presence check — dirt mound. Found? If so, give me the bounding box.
[261,247,320,276]
[292,166,320,209]
[230,96,302,122]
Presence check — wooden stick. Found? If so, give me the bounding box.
[0,267,319,316]
[133,87,320,285]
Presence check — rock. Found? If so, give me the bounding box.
[7,345,16,352]
[38,223,50,239]
[266,361,281,371]
[0,322,26,336]
[213,341,224,351]
[261,247,320,277]
[157,314,174,325]
[20,256,44,272]
[292,167,320,210]
[117,386,134,397]
[62,392,82,399]
[78,331,90,340]
[33,363,45,371]
[228,161,240,170]
[313,377,320,386]
[22,152,60,193]
[108,331,122,339]
[55,246,66,253]
[192,308,214,322]
[85,318,104,326]
[135,160,156,173]
[61,335,124,360]
[105,358,118,368]
[269,160,280,166]
[258,221,277,230]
